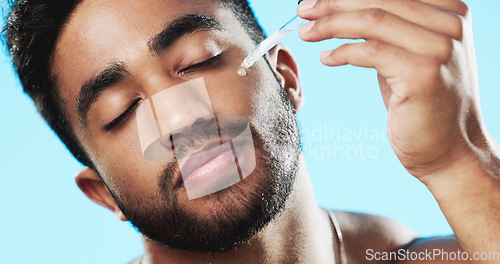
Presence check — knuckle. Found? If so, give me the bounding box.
[417,58,443,93]
[324,14,337,27]
[314,0,339,15]
[438,0,470,16]
[435,37,454,62]
[437,37,454,62]
[324,0,338,9]
[365,40,384,55]
[315,15,336,36]
[335,43,351,54]
[449,15,464,40]
[454,1,470,16]
[363,8,387,24]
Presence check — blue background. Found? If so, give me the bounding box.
[1,0,499,263]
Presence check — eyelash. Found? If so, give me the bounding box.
[104,98,141,131]
[104,55,222,131]
[178,54,222,76]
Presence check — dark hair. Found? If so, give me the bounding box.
[2,0,266,169]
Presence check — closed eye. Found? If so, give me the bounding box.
[104,98,141,131]
[179,54,223,75]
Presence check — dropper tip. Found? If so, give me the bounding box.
[241,58,252,69]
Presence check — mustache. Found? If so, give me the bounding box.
[157,116,251,190]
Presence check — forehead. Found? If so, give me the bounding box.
[58,0,221,55]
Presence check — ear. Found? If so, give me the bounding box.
[266,44,304,112]
[75,167,127,221]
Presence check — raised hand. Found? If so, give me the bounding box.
[298,0,485,179]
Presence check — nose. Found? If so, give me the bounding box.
[152,79,215,147]
[136,78,216,162]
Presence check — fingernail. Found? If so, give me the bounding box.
[320,50,332,59]
[299,21,315,35]
[298,0,318,12]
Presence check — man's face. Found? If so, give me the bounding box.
[52,0,301,252]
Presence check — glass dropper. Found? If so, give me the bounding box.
[240,15,307,70]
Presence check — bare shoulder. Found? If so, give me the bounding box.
[333,210,419,264]
[333,211,467,264]
[397,236,469,264]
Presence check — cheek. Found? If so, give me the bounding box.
[88,125,164,195]
[204,59,274,119]
[103,157,165,197]
[206,76,256,117]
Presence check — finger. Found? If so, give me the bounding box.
[416,0,470,16]
[320,40,438,97]
[298,0,463,39]
[300,9,453,61]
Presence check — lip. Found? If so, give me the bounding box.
[174,138,237,190]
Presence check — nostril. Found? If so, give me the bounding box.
[159,133,172,149]
[159,133,182,149]
[193,117,205,125]
[191,117,209,131]
[170,133,181,142]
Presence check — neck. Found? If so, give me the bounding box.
[141,155,335,264]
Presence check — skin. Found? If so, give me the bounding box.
[50,0,500,263]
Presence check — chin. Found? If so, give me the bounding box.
[176,170,263,217]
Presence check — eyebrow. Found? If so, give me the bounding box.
[148,14,222,55]
[77,62,130,124]
[76,14,222,125]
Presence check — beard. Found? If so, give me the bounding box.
[109,81,302,253]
